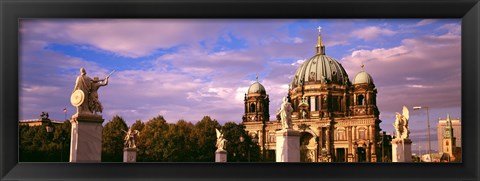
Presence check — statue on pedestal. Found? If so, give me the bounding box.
[70,68,114,115]
[277,97,293,130]
[215,128,227,151]
[393,106,410,139]
[123,128,140,148]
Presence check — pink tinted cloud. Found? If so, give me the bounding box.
[22,19,225,58]
[350,26,396,41]
[340,28,460,134]
[416,19,437,26]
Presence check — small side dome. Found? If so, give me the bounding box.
[248,76,266,94]
[353,70,374,85]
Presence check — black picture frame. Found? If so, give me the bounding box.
[1,0,479,181]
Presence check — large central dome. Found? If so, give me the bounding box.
[292,31,349,86]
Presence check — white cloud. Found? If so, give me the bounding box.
[436,23,461,35]
[405,77,421,81]
[416,19,437,26]
[350,26,397,41]
[341,31,460,132]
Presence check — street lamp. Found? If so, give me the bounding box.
[413,106,431,162]
[63,108,67,121]
[57,136,67,162]
[240,134,259,162]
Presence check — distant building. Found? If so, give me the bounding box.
[436,114,461,152]
[19,118,64,127]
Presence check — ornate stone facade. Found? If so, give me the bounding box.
[243,29,382,162]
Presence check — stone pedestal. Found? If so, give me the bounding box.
[69,113,104,162]
[215,150,227,162]
[347,154,354,162]
[275,129,300,162]
[123,148,138,162]
[391,138,412,162]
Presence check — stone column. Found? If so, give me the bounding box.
[325,128,330,155]
[215,150,227,162]
[275,129,300,162]
[366,143,371,162]
[69,113,104,162]
[370,125,377,162]
[353,143,358,162]
[123,148,138,162]
[391,138,412,162]
[347,126,354,162]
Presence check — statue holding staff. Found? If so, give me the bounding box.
[89,70,114,114]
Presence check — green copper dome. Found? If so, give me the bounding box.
[292,53,349,86]
[248,77,266,94]
[292,29,349,86]
[353,70,374,85]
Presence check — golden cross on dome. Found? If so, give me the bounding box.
[317,26,322,33]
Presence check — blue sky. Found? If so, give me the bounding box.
[19,19,461,152]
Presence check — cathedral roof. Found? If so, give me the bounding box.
[353,65,374,85]
[292,27,350,86]
[248,76,266,94]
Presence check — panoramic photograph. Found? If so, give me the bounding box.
[19,19,461,163]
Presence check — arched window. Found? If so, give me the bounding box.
[250,103,256,112]
[357,95,364,105]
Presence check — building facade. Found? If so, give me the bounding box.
[19,119,64,127]
[243,30,382,162]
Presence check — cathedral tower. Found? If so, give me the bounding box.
[243,76,270,123]
[442,113,456,161]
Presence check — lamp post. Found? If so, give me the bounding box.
[251,135,258,162]
[413,106,431,162]
[60,136,66,162]
[239,135,247,162]
[419,145,422,156]
[63,108,67,121]
[240,134,259,162]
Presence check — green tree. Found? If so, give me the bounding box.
[19,121,71,162]
[131,120,145,131]
[192,116,220,162]
[52,121,71,162]
[221,122,259,162]
[102,115,128,162]
[136,115,169,162]
[163,120,195,161]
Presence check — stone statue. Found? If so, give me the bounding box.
[71,68,93,114]
[302,110,307,119]
[123,128,140,148]
[277,97,293,130]
[393,106,410,139]
[215,128,227,151]
[40,112,49,119]
[70,68,114,115]
[89,75,110,114]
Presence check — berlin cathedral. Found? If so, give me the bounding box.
[242,30,382,162]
